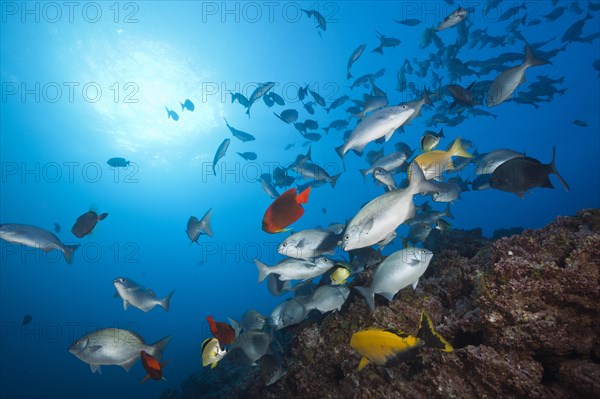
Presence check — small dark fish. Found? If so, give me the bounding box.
[165,107,179,121]
[212,139,231,176]
[322,208,327,214]
[180,99,195,112]
[302,132,322,142]
[22,315,32,325]
[298,84,309,101]
[304,119,319,130]
[263,92,275,107]
[309,90,326,107]
[237,152,257,161]
[394,18,421,26]
[224,119,255,142]
[327,95,350,113]
[490,146,570,198]
[106,157,130,168]
[273,167,295,189]
[284,143,295,150]
[274,109,298,124]
[271,92,285,106]
[71,211,108,238]
[53,223,61,233]
[230,92,250,107]
[572,120,588,127]
[303,101,315,115]
[372,31,401,54]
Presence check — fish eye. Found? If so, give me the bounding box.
[282,243,286,247]
[344,234,349,240]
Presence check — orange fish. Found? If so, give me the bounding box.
[262,186,311,233]
[140,350,171,383]
[207,315,235,345]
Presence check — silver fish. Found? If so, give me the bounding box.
[475,149,526,175]
[347,44,366,79]
[372,167,397,191]
[259,174,280,199]
[69,328,171,374]
[113,277,174,312]
[255,257,334,282]
[278,226,342,259]
[437,7,468,31]
[212,139,231,176]
[186,209,214,243]
[360,151,407,177]
[270,298,308,330]
[303,285,350,314]
[335,105,415,166]
[342,163,438,251]
[0,223,79,264]
[487,46,548,107]
[228,330,272,365]
[290,162,340,188]
[355,248,433,311]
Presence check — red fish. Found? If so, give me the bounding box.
[140,350,171,383]
[261,186,311,233]
[207,315,235,345]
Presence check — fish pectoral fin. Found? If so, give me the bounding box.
[140,375,150,384]
[358,356,371,371]
[90,364,102,374]
[121,357,138,372]
[360,219,374,235]
[211,361,219,369]
[87,345,102,353]
[380,291,396,302]
[412,279,419,290]
[384,129,395,142]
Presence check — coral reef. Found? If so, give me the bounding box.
[165,209,600,398]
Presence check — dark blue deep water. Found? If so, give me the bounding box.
[1,1,599,398]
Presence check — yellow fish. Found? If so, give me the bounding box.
[349,311,453,371]
[410,136,472,180]
[330,262,351,285]
[201,338,226,369]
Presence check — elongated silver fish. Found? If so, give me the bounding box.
[343,163,438,251]
[212,139,231,175]
[69,328,171,374]
[487,46,548,107]
[347,44,366,79]
[0,223,79,264]
[335,105,415,167]
[113,277,175,312]
[278,225,343,260]
[437,7,468,31]
[255,257,334,282]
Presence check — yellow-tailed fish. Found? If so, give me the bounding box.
[349,311,453,371]
[410,136,472,180]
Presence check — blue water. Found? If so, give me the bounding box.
[1,1,599,398]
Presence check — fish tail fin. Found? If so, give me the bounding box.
[165,107,171,119]
[422,86,432,106]
[524,45,548,67]
[449,136,472,158]
[408,162,439,194]
[306,146,312,163]
[372,46,383,54]
[98,213,108,221]
[347,72,353,80]
[207,315,217,334]
[63,244,80,264]
[324,127,330,134]
[200,208,214,237]
[180,102,185,112]
[549,146,570,192]
[335,145,346,171]
[439,128,445,138]
[354,286,375,312]
[160,290,175,312]
[444,204,455,220]
[227,317,241,337]
[255,259,271,283]
[148,336,172,363]
[330,173,341,188]
[282,280,292,293]
[297,186,311,204]
[416,311,453,352]
[273,112,284,122]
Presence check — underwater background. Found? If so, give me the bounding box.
[1,1,599,398]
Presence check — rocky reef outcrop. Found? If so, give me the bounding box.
[165,209,600,399]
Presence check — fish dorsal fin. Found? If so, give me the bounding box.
[383,329,409,338]
[417,311,453,352]
[358,356,371,371]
